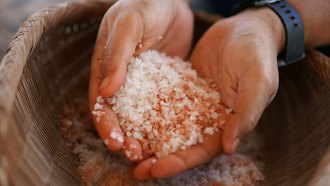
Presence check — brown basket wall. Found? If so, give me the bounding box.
[0,1,329,185]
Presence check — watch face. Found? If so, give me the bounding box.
[254,0,282,6]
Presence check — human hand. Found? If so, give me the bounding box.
[133,8,285,180]
[190,8,284,154]
[89,0,193,161]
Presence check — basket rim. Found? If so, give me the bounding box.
[0,0,114,136]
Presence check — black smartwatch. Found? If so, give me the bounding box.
[233,0,305,67]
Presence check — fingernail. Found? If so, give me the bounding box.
[99,77,110,91]
[232,138,240,152]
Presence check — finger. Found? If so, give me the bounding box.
[133,157,157,181]
[89,16,124,151]
[134,131,222,180]
[89,14,111,111]
[99,13,144,97]
[217,72,238,109]
[93,103,124,151]
[122,136,143,162]
[222,68,278,154]
[151,5,193,59]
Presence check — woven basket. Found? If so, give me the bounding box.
[0,1,329,185]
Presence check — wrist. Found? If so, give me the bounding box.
[287,0,328,48]
[235,8,286,55]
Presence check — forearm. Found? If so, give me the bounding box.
[238,0,330,55]
[289,0,330,48]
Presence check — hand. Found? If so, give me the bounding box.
[191,8,284,154]
[133,8,285,180]
[89,0,193,161]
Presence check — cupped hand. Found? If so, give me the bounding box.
[133,8,285,180]
[191,8,284,154]
[89,0,193,161]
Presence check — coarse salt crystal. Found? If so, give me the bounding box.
[106,50,227,158]
[96,96,104,104]
[132,131,143,140]
[225,108,233,114]
[104,139,109,146]
[204,127,215,135]
[110,129,124,143]
[94,103,103,110]
[125,150,132,158]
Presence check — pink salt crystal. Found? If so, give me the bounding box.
[151,159,157,164]
[107,50,230,158]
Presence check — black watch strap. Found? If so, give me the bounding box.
[233,0,305,67]
[268,1,305,66]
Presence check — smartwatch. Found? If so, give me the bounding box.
[233,0,305,67]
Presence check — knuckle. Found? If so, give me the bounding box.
[103,51,112,65]
[257,69,279,93]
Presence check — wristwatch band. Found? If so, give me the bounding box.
[268,1,305,66]
[233,0,305,67]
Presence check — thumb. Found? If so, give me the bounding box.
[222,69,278,154]
[99,14,143,97]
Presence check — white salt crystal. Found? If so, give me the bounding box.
[104,139,109,146]
[94,103,103,110]
[125,150,132,158]
[106,50,225,157]
[110,130,124,143]
[204,127,215,135]
[151,159,157,164]
[225,108,233,114]
[96,96,104,104]
[132,131,143,140]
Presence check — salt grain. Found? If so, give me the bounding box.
[62,90,264,186]
[104,139,109,146]
[97,96,104,103]
[204,127,215,135]
[125,150,132,158]
[94,103,103,110]
[102,50,229,158]
[110,129,124,143]
[225,108,233,114]
[151,159,157,164]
